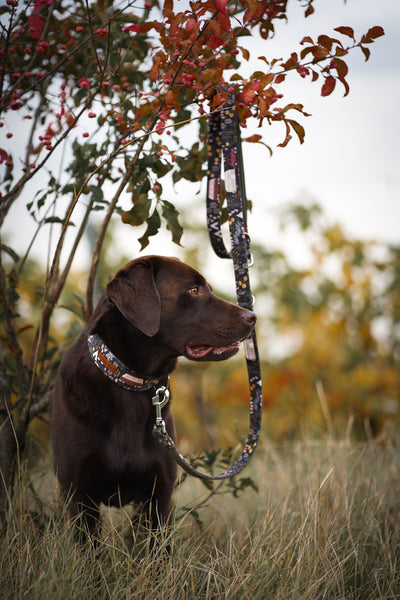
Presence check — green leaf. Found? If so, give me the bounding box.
[37,193,47,210]
[139,153,173,178]
[139,178,151,194]
[44,217,75,226]
[138,208,161,250]
[1,243,20,263]
[161,200,183,246]
[122,195,151,226]
[90,185,105,205]
[174,107,192,130]
[61,183,76,195]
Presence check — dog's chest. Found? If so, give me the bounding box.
[102,396,154,472]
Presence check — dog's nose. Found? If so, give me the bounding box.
[241,309,256,327]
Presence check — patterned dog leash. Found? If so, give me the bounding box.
[152,88,263,480]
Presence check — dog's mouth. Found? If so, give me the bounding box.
[185,341,240,362]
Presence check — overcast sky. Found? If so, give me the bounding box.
[239,0,400,249]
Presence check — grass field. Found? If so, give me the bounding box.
[1,434,399,599]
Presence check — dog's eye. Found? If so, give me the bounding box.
[187,286,199,296]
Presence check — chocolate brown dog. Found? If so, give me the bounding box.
[51,255,256,536]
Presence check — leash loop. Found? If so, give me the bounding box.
[153,86,263,481]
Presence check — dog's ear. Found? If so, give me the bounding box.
[106,262,160,336]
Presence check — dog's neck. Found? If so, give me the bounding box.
[87,333,163,391]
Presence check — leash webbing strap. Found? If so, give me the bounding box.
[153,89,263,480]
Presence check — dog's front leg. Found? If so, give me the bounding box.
[67,492,101,544]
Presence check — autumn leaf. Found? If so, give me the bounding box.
[165,90,175,107]
[214,0,229,14]
[321,76,336,97]
[360,46,371,61]
[287,119,305,144]
[122,24,140,33]
[243,134,262,143]
[333,58,350,96]
[363,26,385,42]
[27,12,43,40]
[334,26,355,40]
[304,2,314,18]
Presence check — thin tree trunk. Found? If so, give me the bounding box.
[0,362,17,523]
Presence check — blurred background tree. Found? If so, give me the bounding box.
[170,201,400,446]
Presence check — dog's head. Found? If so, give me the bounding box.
[106,255,256,362]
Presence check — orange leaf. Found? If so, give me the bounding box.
[287,119,305,144]
[170,13,184,37]
[260,73,274,90]
[241,88,256,104]
[149,51,164,82]
[165,90,175,107]
[163,0,173,18]
[238,45,250,61]
[243,134,262,143]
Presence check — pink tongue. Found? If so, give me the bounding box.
[187,345,213,359]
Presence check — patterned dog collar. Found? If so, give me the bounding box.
[87,333,159,391]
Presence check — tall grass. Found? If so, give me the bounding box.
[1,434,399,599]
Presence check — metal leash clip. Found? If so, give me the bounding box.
[152,386,170,434]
